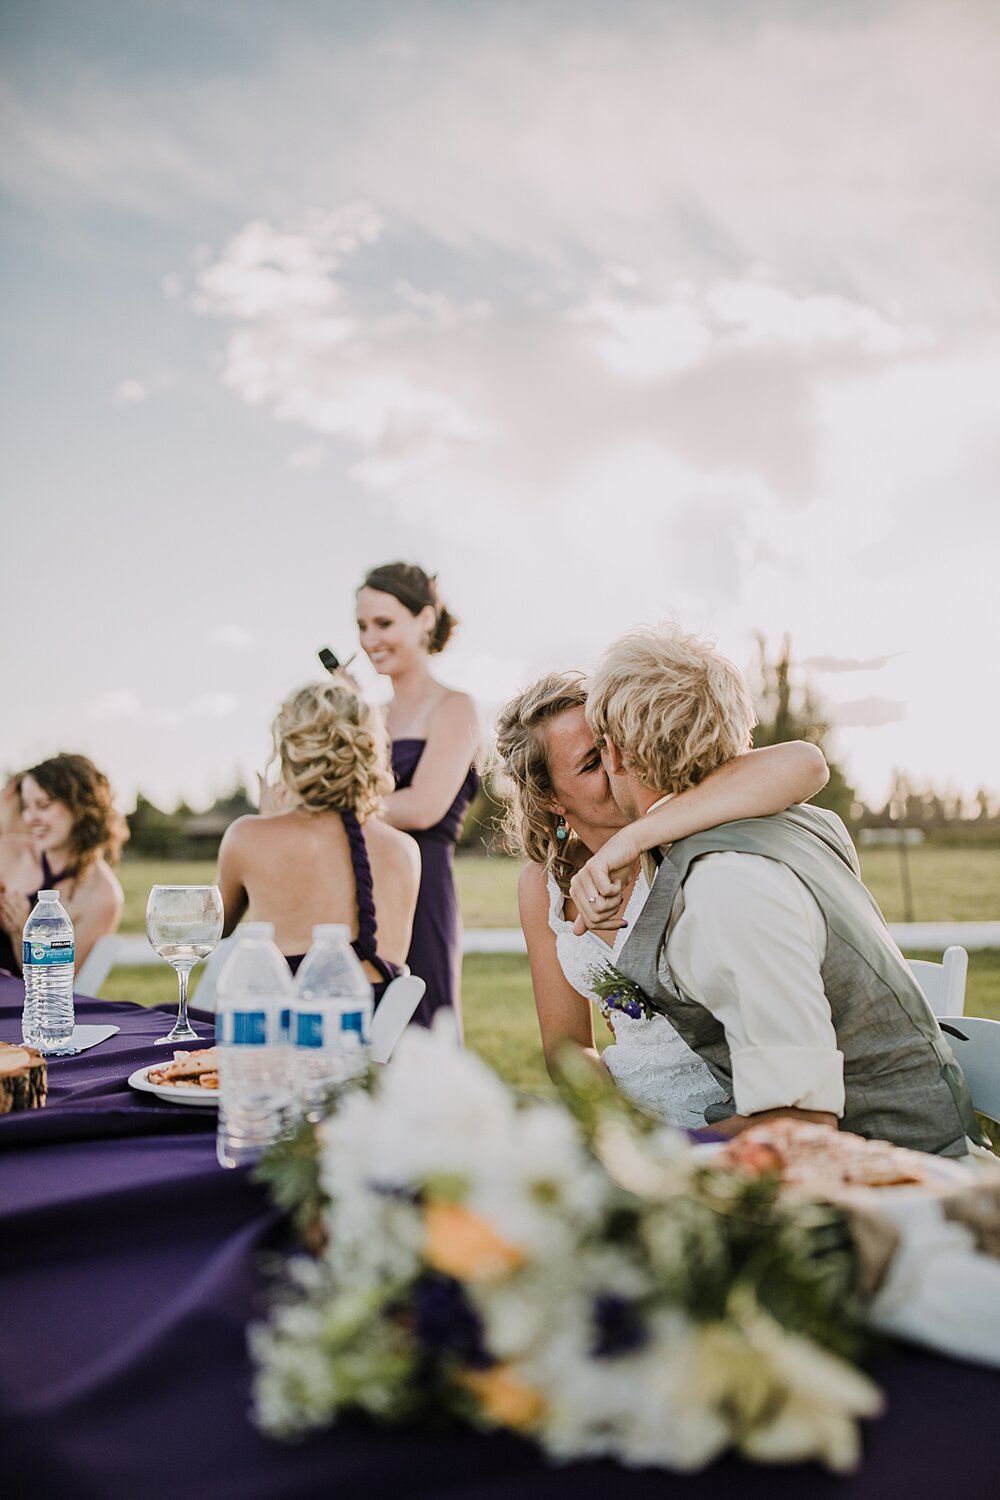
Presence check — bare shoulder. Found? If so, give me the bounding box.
[367,816,420,871]
[428,687,479,735]
[518,861,552,927]
[218,813,257,850]
[365,819,421,898]
[82,859,124,921]
[218,812,284,856]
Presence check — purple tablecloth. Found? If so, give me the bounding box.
[1,972,998,1500]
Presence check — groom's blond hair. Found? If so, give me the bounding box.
[587,625,756,793]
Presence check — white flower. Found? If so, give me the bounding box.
[687,1306,884,1473]
[250,1024,881,1476]
[461,1105,609,1262]
[735,1313,884,1472]
[528,1308,731,1470]
[476,1268,568,1360]
[319,1029,521,1196]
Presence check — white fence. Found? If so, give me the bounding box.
[463,924,1000,953]
[94,922,1000,969]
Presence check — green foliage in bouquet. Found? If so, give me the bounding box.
[254,1115,327,1252]
[586,961,660,1022]
[250,1032,882,1473]
[669,1162,863,1359]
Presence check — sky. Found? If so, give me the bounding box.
[1,0,998,813]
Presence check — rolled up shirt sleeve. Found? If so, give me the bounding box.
[666,852,845,1118]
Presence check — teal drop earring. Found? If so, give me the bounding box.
[555,815,568,842]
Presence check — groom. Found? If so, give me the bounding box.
[585,624,978,1157]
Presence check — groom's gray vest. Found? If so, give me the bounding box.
[616,805,979,1156]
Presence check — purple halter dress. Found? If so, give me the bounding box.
[0,852,78,974]
[283,808,402,1006]
[391,740,479,1033]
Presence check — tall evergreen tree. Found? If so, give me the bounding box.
[750,635,858,825]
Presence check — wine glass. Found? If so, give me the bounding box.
[145,885,224,1045]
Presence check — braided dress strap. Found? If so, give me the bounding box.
[29,850,80,906]
[339,807,378,960]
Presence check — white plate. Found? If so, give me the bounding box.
[127,1065,219,1108]
[690,1140,976,1196]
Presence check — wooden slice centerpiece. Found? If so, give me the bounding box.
[0,1041,48,1112]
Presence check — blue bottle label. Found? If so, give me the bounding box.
[221,1009,267,1045]
[341,1009,367,1040]
[295,1011,324,1048]
[23,940,75,967]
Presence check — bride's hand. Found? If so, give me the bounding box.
[569,827,643,934]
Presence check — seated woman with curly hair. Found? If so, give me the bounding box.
[0,753,128,975]
[217,682,421,1001]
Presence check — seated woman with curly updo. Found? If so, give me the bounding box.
[217,682,421,1000]
[0,753,128,976]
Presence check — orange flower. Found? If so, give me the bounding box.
[423,1201,527,1282]
[462,1366,546,1431]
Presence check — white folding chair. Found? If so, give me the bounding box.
[188,934,239,1012]
[369,975,426,1064]
[907,945,968,1019]
[939,1016,1000,1123]
[75,935,125,996]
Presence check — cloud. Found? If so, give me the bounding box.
[287,442,327,471]
[575,278,921,386]
[87,690,239,728]
[705,282,921,356]
[111,379,147,405]
[209,625,255,650]
[87,689,141,720]
[4,0,1000,806]
[188,693,239,719]
[829,698,907,729]
[193,210,380,321]
[194,211,492,489]
[803,654,898,673]
[189,205,934,519]
[148,708,184,730]
[5,4,998,324]
[571,293,714,381]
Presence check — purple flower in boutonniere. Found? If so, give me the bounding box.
[586,963,657,1022]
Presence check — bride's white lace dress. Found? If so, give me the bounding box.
[546,870,727,1129]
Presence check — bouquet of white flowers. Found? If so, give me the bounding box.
[250,1029,882,1473]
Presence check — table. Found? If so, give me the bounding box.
[2,973,999,1500]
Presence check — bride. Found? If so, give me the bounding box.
[494,672,829,1127]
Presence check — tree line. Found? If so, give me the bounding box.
[125,640,998,858]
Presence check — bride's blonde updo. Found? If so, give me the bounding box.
[493,671,589,898]
[272,682,394,821]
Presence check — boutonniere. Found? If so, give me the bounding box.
[586,962,658,1021]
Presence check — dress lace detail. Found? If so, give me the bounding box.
[546,871,727,1129]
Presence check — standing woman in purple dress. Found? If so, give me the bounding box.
[355,563,480,1037]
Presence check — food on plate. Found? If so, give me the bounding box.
[147,1047,219,1091]
[0,1041,47,1112]
[716,1118,928,1190]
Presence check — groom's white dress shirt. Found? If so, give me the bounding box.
[662,851,847,1119]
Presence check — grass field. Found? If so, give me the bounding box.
[116,845,1000,932]
[110,847,1000,1093]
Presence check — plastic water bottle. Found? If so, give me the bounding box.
[291,924,374,1122]
[215,923,294,1169]
[22,890,75,1053]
